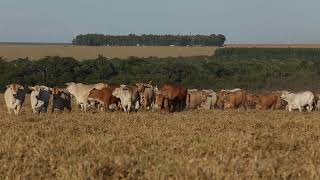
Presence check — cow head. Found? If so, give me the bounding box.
[216,90,228,109]
[280,91,290,101]
[154,93,167,110]
[112,87,123,98]
[246,93,258,106]
[200,89,213,102]
[29,85,41,98]
[135,83,145,93]
[30,85,51,98]
[161,84,173,99]
[7,84,24,98]
[50,87,63,96]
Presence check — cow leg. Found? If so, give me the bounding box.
[14,106,20,115]
[298,106,303,112]
[168,100,173,112]
[308,103,313,112]
[134,101,139,112]
[122,105,127,112]
[7,106,12,114]
[128,102,133,113]
[66,105,72,112]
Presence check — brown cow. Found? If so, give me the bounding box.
[254,93,281,110]
[246,93,258,109]
[222,90,247,110]
[88,86,120,111]
[161,83,187,112]
[271,91,288,110]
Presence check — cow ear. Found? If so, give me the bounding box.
[28,86,34,91]
[19,85,24,90]
[6,85,10,89]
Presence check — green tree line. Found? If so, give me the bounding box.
[72,34,226,46]
[1,48,320,92]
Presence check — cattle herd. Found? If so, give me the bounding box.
[3,82,320,115]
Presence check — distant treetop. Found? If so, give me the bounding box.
[72,34,226,47]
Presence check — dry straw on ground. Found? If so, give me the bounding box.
[0,96,320,179]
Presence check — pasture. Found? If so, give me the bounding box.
[1,95,320,179]
[0,45,217,60]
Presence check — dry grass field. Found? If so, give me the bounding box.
[1,95,320,179]
[0,45,217,60]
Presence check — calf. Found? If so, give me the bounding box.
[88,87,120,111]
[4,84,25,115]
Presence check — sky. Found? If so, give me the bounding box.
[0,0,319,43]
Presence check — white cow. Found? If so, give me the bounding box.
[112,85,140,113]
[29,85,51,113]
[65,82,108,112]
[280,91,314,112]
[112,86,133,113]
[4,84,25,115]
[201,89,217,109]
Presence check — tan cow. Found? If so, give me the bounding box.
[136,82,155,110]
[222,89,247,110]
[186,89,202,109]
[216,88,242,109]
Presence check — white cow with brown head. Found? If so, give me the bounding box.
[4,84,25,115]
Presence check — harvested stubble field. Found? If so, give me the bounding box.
[0,45,217,60]
[1,96,320,179]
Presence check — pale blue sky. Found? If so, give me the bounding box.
[0,0,319,43]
